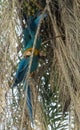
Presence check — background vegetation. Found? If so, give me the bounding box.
[0,0,80,130]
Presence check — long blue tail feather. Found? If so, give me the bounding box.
[24,81,34,125]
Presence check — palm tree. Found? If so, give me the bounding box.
[0,0,80,129]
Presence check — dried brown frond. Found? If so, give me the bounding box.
[47,0,80,127]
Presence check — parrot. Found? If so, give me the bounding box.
[12,12,47,125]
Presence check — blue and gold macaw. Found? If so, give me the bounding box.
[13,13,47,125]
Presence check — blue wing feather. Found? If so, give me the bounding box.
[13,58,29,86]
[13,56,39,86]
